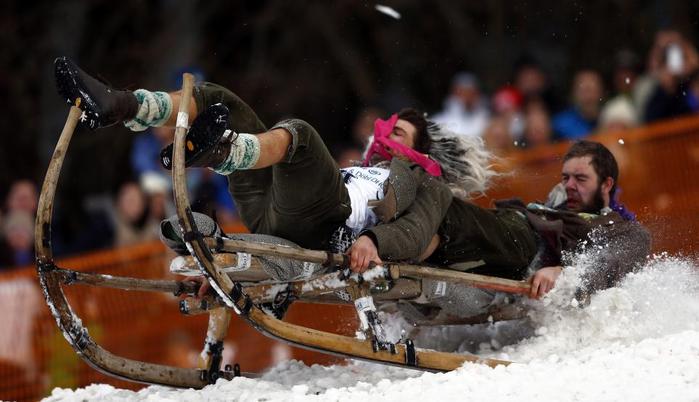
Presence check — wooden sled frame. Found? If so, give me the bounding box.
[35,105,232,388]
[36,74,531,389]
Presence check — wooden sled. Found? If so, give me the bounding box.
[35,75,531,389]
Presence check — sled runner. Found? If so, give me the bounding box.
[36,74,532,389]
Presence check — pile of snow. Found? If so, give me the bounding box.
[44,254,699,401]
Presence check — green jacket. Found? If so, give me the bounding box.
[428,199,539,280]
[363,160,453,261]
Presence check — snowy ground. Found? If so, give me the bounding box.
[44,254,699,402]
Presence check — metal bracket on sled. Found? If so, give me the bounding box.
[366,310,397,354]
[203,363,242,384]
[200,341,223,383]
[230,283,254,316]
[351,283,397,354]
[181,208,216,264]
[37,259,57,273]
[404,339,417,367]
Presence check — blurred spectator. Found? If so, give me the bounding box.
[191,170,238,227]
[483,116,515,154]
[351,107,384,148]
[521,99,553,148]
[1,180,39,268]
[690,73,699,109]
[0,211,34,268]
[0,277,44,400]
[113,182,159,247]
[643,30,699,122]
[131,126,236,225]
[492,85,525,141]
[141,172,172,223]
[613,49,642,98]
[513,57,562,113]
[131,125,178,220]
[4,180,38,216]
[553,70,605,139]
[51,196,115,257]
[599,97,639,132]
[431,72,490,137]
[131,126,174,184]
[600,49,641,132]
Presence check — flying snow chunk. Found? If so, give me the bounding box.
[618,139,625,145]
[375,4,401,20]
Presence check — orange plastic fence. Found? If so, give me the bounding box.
[0,230,356,401]
[1,115,698,401]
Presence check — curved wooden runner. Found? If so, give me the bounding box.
[35,93,229,387]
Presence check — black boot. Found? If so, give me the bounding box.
[54,56,139,129]
[160,103,233,170]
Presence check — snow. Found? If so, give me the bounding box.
[168,256,191,275]
[374,5,401,20]
[301,274,347,292]
[43,254,699,402]
[361,266,386,281]
[263,283,290,299]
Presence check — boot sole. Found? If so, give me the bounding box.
[54,56,104,130]
[160,103,230,170]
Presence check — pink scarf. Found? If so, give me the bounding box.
[363,114,442,176]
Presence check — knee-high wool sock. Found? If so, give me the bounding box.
[213,133,261,174]
[124,89,173,132]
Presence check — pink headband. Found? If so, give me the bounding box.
[363,114,442,176]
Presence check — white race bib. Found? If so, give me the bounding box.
[340,166,390,232]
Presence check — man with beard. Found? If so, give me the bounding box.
[524,140,649,297]
[352,140,651,318]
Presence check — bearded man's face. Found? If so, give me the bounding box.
[561,156,608,213]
